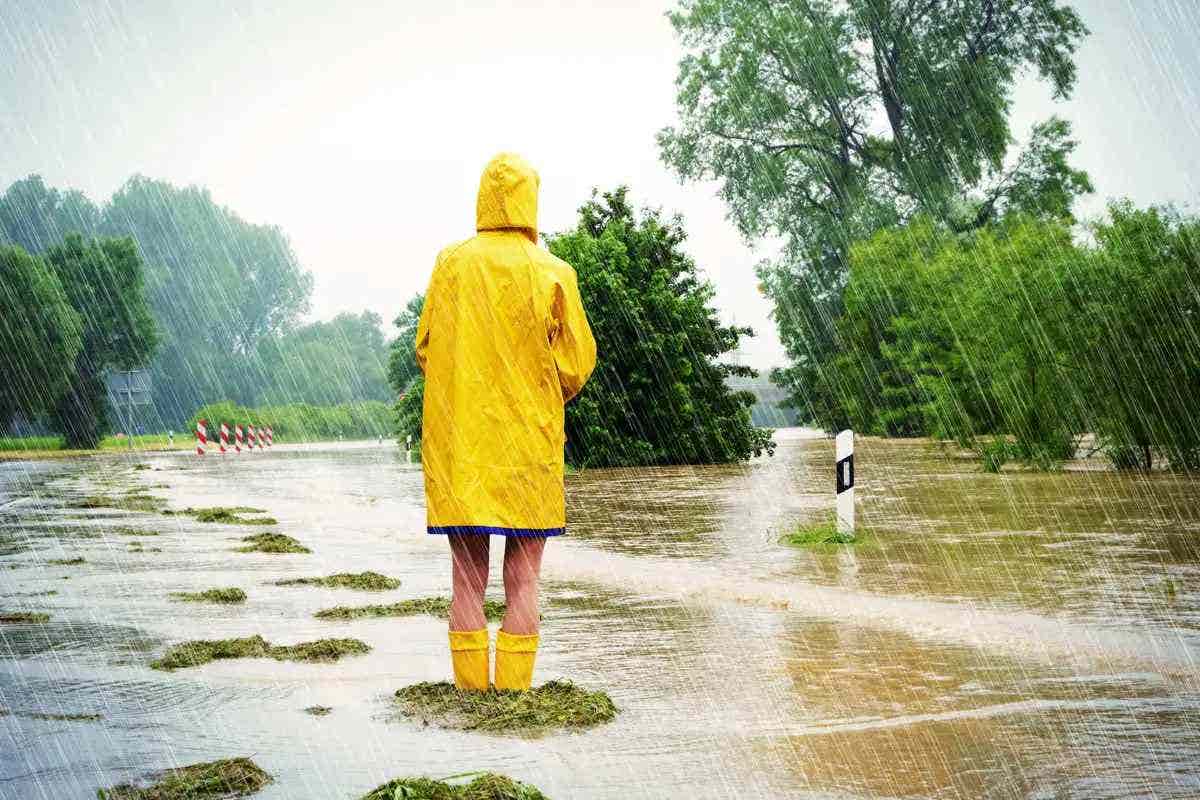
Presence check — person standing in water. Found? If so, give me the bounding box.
[415,153,596,691]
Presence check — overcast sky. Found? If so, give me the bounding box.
[2,0,1198,369]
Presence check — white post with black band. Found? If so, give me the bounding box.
[835,429,854,535]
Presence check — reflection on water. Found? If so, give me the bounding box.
[0,432,1197,799]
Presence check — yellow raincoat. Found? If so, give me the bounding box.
[415,153,596,536]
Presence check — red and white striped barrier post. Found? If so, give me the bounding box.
[265,426,273,447]
[248,424,258,450]
[196,419,207,456]
[234,424,243,453]
[219,422,229,454]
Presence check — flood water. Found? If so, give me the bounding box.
[1,428,1198,799]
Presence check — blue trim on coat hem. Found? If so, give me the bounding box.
[427,525,565,537]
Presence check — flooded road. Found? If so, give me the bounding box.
[1,429,1198,799]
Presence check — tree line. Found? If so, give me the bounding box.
[658,0,1199,469]
[0,176,392,446]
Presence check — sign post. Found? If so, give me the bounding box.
[835,429,854,536]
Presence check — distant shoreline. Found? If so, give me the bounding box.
[0,436,395,462]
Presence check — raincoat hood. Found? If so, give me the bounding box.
[476,152,539,242]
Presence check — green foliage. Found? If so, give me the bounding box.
[314,597,505,622]
[43,234,159,448]
[547,188,774,466]
[100,176,313,421]
[255,311,391,405]
[96,757,272,800]
[361,773,548,800]
[829,204,1200,469]
[237,533,310,554]
[150,635,369,671]
[169,588,247,603]
[780,520,857,546]
[394,680,618,733]
[273,571,401,591]
[388,294,425,397]
[187,400,392,442]
[1069,204,1200,469]
[660,0,1091,427]
[0,245,82,429]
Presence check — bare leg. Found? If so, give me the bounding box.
[501,536,545,635]
[448,534,490,631]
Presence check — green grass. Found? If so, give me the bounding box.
[361,773,548,800]
[237,533,310,554]
[164,507,275,525]
[71,494,165,513]
[150,635,370,671]
[304,705,332,716]
[780,519,862,546]
[169,588,247,604]
[0,709,101,722]
[393,680,617,733]
[315,596,505,622]
[47,556,86,566]
[114,527,160,537]
[96,757,272,799]
[0,611,51,623]
[273,571,401,591]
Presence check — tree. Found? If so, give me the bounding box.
[0,176,100,254]
[0,245,82,429]
[100,176,312,421]
[388,294,425,396]
[256,311,391,405]
[1072,203,1200,469]
[548,188,774,467]
[44,234,159,448]
[659,0,1091,426]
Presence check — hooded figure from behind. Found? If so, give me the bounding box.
[415,152,596,690]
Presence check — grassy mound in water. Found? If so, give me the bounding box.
[316,597,505,622]
[361,773,548,800]
[394,680,616,733]
[150,634,369,671]
[169,588,247,604]
[115,527,160,537]
[165,506,276,525]
[97,757,271,799]
[71,493,164,512]
[237,533,310,554]
[273,571,400,591]
[780,519,862,546]
[0,611,51,623]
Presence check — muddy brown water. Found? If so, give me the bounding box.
[0,429,1197,799]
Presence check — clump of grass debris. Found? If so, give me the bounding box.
[115,527,160,537]
[0,611,51,624]
[315,596,505,622]
[71,494,164,513]
[393,680,617,733]
[169,587,247,604]
[0,709,101,722]
[166,506,276,525]
[150,634,369,671]
[780,519,860,546]
[126,542,162,553]
[237,533,310,554]
[48,556,85,566]
[361,773,548,800]
[273,571,400,591]
[303,705,332,716]
[97,757,272,799]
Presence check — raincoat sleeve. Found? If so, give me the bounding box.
[550,267,596,403]
[414,262,439,376]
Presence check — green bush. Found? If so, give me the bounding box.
[186,400,391,443]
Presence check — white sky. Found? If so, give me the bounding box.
[2,0,1198,369]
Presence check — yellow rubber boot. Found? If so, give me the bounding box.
[449,629,489,691]
[494,630,539,691]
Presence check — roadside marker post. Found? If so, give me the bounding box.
[234,424,243,453]
[196,419,207,456]
[248,424,258,450]
[835,429,854,535]
[219,422,229,454]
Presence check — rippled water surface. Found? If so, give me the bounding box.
[1,430,1198,799]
